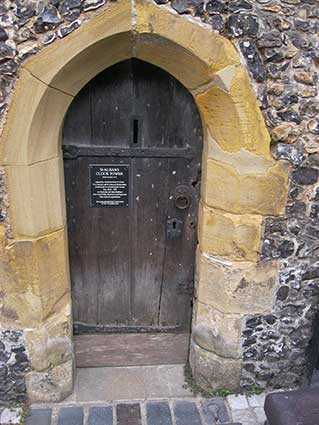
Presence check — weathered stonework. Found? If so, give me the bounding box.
[0,0,317,403]
[190,341,242,392]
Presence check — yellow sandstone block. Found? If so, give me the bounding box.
[6,157,66,237]
[190,340,242,391]
[201,157,289,216]
[196,66,270,156]
[0,228,70,328]
[1,69,72,166]
[198,203,262,261]
[25,303,72,371]
[192,301,242,359]
[195,249,278,314]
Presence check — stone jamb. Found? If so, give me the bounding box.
[0,0,289,400]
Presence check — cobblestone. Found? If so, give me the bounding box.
[1,393,272,425]
[25,408,52,425]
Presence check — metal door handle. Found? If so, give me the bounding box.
[174,185,191,210]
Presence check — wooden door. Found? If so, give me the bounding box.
[63,59,203,367]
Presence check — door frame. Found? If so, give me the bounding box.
[0,0,289,401]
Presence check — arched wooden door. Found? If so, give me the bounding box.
[63,59,203,367]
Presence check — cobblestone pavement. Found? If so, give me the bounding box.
[0,394,267,425]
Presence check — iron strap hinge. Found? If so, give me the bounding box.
[62,144,201,159]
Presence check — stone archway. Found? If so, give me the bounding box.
[0,0,289,401]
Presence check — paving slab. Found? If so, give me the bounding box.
[116,403,142,425]
[144,366,173,399]
[146,401,173,425]
[254,407,267,424]
[247,393,266,408]
[173,401,201,425]
[227,395,249,410]
[201,398,231,424]
[88,406,113,425]
[25,408,52,425]
[57,407,84,425]
[231,408,258,425]
[110,367,146,400]
[75,368,113,402]
[162,364,193,397]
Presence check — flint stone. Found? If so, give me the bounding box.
[262,238,294,259]
[211,15,225,32]
[263,48,285,63]
[294,19,311,32]
[273,143,304,166]
[239,39,265,82]
[0,28,8,42]
[0,42,14,61]
[292,167,318,185]
[171,0,189,14]
[258,30,282,48]
[0,6,7,15]
[300,100,319,118]
[34,5,63,32]
[246,316,262,328]
[287,200,306,218]
[290,33,310,50]
[0,59,19,75]
[83,0,106,11]
[307,120,319,135]
[57,20,81,38]
[227,14,259,37]
[42,33,57,45]
[267,62,290,78]
[277,286,289,301]
[59,0,82,20]
[228,0,252,13]
[15,0,36,19]
[277,111,302,125]
[305,152,319,169]
[206,0,225,14]
[302,267,319,281]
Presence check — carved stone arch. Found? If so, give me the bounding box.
[0,0,289,401]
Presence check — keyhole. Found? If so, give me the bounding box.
[172,220,177,229]
[133,119,139,144]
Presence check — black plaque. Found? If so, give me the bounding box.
[89,164,129,207]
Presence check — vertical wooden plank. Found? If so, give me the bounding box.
[130,157,169,325]
[62,82,92,147]
[64,158,99,324]
[159,157,201,329]
[132,59,171,149]
[91,60,133,147]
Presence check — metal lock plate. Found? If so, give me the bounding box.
[167,218,183,240]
